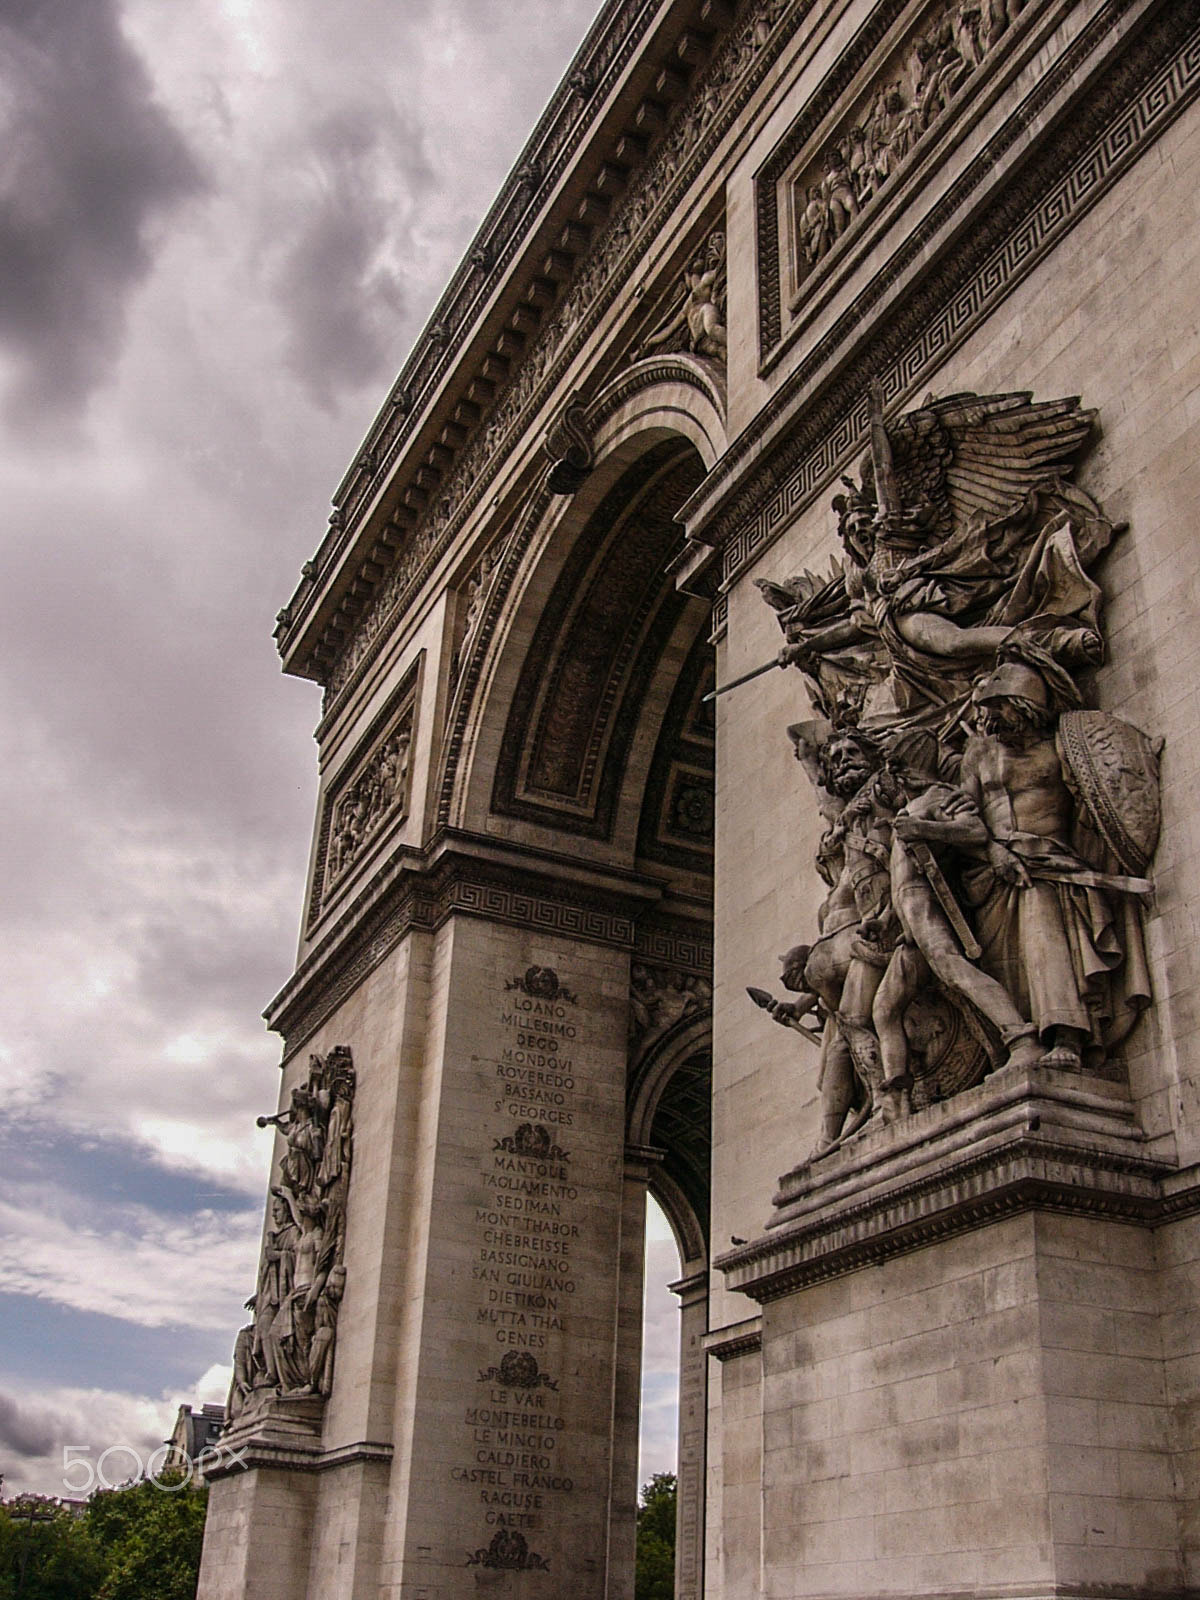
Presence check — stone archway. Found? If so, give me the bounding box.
[443,425,716,1599]
[437,356,725,843]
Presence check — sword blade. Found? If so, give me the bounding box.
[909,840,981,960]
[869,378,901,520]
[702,657,780,703]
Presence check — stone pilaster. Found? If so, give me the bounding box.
[669,1267,708,1600]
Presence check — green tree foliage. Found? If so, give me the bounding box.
[0,1498,105,1600]
[0,1475,207,1600]
[635,1471,676,1600]
[87,1474,208,1600]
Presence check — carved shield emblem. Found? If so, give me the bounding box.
[1056,710,1161,873]
[904,990,991,1109]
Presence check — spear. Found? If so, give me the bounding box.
[869,377,901,519]
[746,986,823,1044]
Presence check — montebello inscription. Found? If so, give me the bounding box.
[458,967,583,1559]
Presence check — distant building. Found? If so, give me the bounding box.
[164,1403,225,1482]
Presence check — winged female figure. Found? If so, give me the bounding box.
[760,386,1119,737]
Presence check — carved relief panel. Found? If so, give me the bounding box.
[307,663,420,929]
[758,0,1040,363]
[225,1046,356,1425]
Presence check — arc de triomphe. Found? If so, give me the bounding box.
[198,0,1200,1594]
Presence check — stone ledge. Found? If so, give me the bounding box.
[715,1066,1195,1302]
[204,1434,394,1483]
[702,1316,762,1362]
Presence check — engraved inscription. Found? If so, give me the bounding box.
[457,966,582,1548]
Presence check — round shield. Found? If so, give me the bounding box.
[904,990,990,1108]
[1056,709,1161,873]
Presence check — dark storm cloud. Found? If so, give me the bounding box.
[274,105,434,405]
[0,0,203,421]
[0,1125,250,1217]
[0,1390,57,1458]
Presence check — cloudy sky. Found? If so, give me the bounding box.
[0,0,680,1497]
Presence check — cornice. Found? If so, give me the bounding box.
[323,354,724,744]
[702,1316,762,1361]
[275,0,667,662]
[715,1068,1192,1303]
[204,1438,394,1483]
[276,0,808,692]
[265,826,711,1059]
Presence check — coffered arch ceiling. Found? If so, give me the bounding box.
[491,439,705,843]
[648,1047,712,1258]
[444,427,716,870]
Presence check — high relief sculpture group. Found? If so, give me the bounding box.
[749,386,1161,1158]
[225,1047,356,1422]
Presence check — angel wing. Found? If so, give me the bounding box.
[754,558,845,626]
[856,391,1097,543]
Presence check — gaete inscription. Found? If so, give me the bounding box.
[459,968,582,1550]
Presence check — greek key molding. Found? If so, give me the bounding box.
[270,846,685,1058]
[634,920,713,976]
[716,2,1200,583]
[441,878,635,946]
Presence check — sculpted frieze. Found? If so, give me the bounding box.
[642,228,727,365]
[741,387,1160,1160]
[630,962,713,1047]
[226,1047,356,1424]
[308,682,417,927]
[789,0,1027,289]
[450,535,510,691]
[326,723,411,885]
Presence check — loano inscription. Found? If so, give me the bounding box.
[458,968,584,1553]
